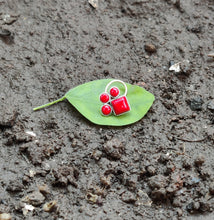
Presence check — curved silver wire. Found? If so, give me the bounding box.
[104,80,127,96]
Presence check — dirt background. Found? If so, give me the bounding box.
[0,0,214,219]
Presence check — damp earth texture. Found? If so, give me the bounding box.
[0,0,214,219]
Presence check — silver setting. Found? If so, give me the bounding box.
[100,79,130,117]
[99,92,110,103]
[105,79,128,97]
[101,104,112,116]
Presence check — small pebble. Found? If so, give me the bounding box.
[43,200,57,212]
[199,200,210,212]
[186,202,194,212]
[136,190,152,206]
[22,204,35,216]
[158,154,170,164]
[144,43,157,53]
[100,175,112,187]
[180,60,192,76]
[169,60,192,76]
[147,166,156,176]
[194,154,205,166]
[2,14,18,25]
[126,175,138,190]
[165,163,175,175]
[88,0,98,8]
[103,138,124,160]
[0,109,17,128]
[0,29,11,37]
[169,62,180,72]
[121,191,137,203]
[182,159,192,169]
[92,150,102,161]
[207,100,214,111]
[25,131,36,137]
[148,174,168,189]
[208,53,214,58]
[86,193,98,204]
[0,213,12,220]
[38,184,50,195]
[189,97,203,111]
[29,169,36,178]
[52,166,78,187]
[176,208,183,217]
[193,201,200,210]
[173,197,182,207]
[41,162,51,172]
[6,180,24,192]
[0,29,14,44]
[151,188,166,201]
[22,191,45,206]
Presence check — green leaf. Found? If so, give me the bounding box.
[34,79,155,126]
[65,79,154,126]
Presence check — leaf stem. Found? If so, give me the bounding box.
[33,96,66,111]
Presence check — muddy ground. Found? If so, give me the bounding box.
[0,0,214,219]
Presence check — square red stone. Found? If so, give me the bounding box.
[111,96,130,116]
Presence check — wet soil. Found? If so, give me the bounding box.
[0,0,214,219]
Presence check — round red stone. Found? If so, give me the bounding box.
[100,93,110,103]
[110,87,120,97]
[101,104,112,116]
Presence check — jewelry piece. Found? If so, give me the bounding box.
[100,80,131,116]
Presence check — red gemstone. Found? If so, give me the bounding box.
[100,93,110,103]
[111,96,130,116]
[110,87,120,97]
[101,104,112,116]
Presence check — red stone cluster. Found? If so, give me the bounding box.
[100,87,130,116]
